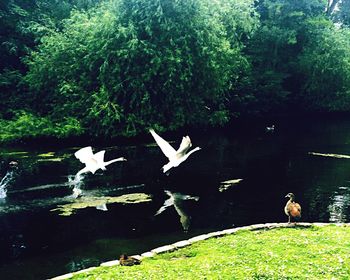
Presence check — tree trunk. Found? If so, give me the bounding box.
[327,0,340,16]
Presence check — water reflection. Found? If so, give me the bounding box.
[328,187,350,222]
[10,182,71,193]
[155,190,199,232]
[68,174,84,198]
[66,257,98,272]
[2,117,350,279]
[96,203,108,211]
[0,162,19,199]
[0,172,10,199]
[10,234,26,259]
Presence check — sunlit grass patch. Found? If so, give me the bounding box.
[69,225,350,280]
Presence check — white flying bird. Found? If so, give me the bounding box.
[74,146,126,178]
[149,129,201,173]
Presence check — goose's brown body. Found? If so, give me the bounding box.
[119,254,141,266]
[284,193,301,223]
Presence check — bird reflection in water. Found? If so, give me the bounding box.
[155,190,199,232]
[96,203,108,211]
[328,188,350,222]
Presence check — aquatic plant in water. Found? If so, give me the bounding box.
[51,193,152,216]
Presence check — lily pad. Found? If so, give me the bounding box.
[37,157,64,162]
[145,141,176,148]
[1,151,29,156]
[51,193,152,216]
[37,152,55,157]
[309,152,350,159]
[219,179,243,192]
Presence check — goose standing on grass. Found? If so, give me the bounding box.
[284,193,301,223]
[149,129,201,173]
[74,146,126,179]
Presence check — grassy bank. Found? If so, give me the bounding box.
[68,224,350,280]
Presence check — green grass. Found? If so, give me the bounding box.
[70,225,350,280]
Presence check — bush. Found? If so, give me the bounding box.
[0,111,83,142]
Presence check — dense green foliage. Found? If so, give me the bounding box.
[70,225,350,279]
[0,111,83,142]
[2,0,350,141]
[0,0,101,116]
[299,19,350,111]
[24,0,258,136]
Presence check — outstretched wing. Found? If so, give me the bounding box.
[176,136,192,157]
[150,129,176,160]
[93,150,105,164]
[155,190,174,215]
[74,146,94,164]
[74,146,104,174]
[288,202,301,218]
[92,150,106,170]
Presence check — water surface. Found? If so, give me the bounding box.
[1,117,350,279]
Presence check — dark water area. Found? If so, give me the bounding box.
[1,116,350,279]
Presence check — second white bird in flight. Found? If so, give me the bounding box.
[149,129,201,173]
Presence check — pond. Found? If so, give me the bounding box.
[1,116,350,279]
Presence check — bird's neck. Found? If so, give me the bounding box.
[186,147,200,157]
[105,158,125,166]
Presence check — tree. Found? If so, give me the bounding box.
[0,0,101,118]
[332,0,350,26]
[326,0,340,16]
[299,18,350,111]
[25,0,258,136]
[238,0,328,115]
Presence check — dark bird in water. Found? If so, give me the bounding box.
[266,125,275,133]
[119,254,141,266]
[284,193,301,223]
[9,161,18,168]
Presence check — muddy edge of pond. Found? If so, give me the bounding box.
[49,222,350,280]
